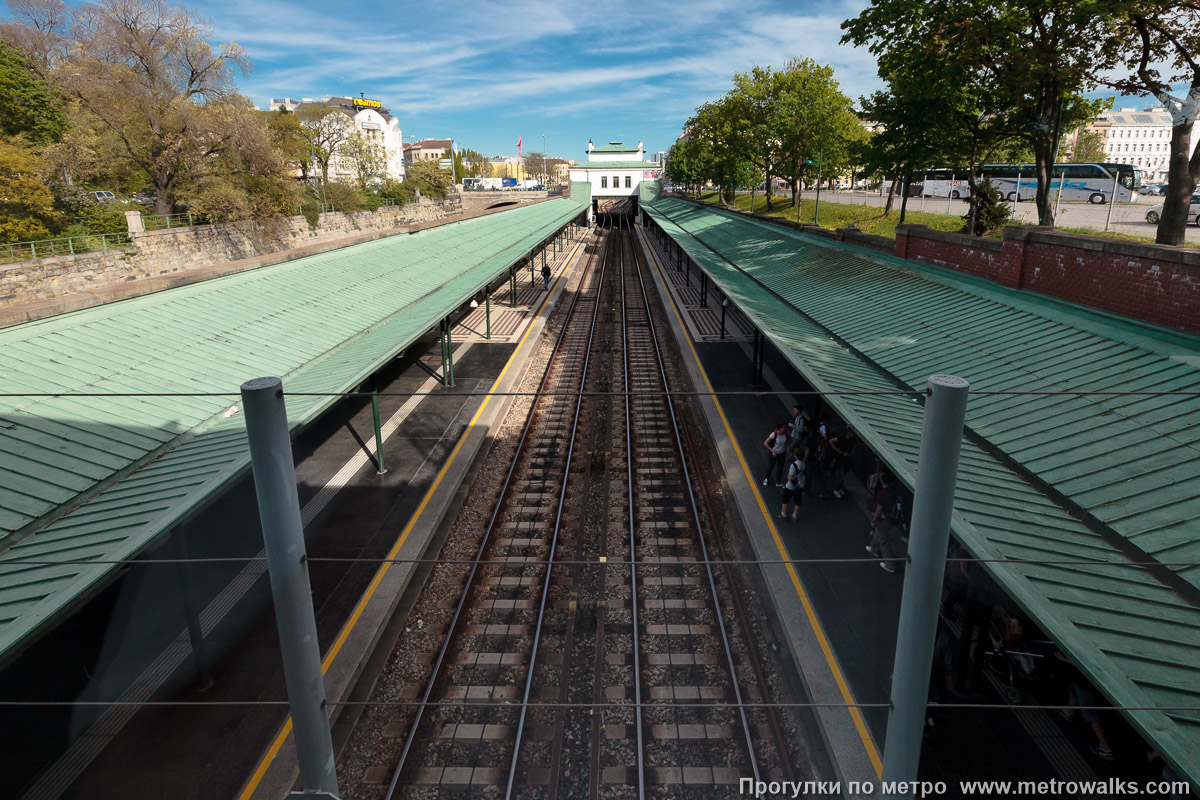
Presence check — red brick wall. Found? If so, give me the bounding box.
[896,225,1200,335]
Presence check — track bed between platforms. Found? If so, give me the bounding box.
[338,221,813,799]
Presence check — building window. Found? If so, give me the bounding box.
[625,175,631,188]
[613,175,619,187]
[601,176,608,188]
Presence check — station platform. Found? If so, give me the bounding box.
[1,228,592,800]
[634,225,1170,797]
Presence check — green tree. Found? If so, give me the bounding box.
[265,108,309,181]
[459,146,487,178]
[1068,130,1107,163]
[0,138,55,241]
[340,131,387,189]
[962,179,1011,235]
[44,0,257,215]
[0,40,64,142]
[843,0,1118,226]
[405,158,452,198]
[1104,0,1200,245]
[522,150,547,183]
[297,104,351,187]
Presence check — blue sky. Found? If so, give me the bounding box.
[207,0,887,160]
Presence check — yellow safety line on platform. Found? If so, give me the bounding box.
[238,233,587,800]
[638,226,884,778]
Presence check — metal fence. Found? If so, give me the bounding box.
[142,212,197,231]
[1,232,135,265]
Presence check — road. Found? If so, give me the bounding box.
[789,190,1200,243]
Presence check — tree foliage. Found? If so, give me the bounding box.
[296,104,351,187]
[1068,130,1107,163]
[1103,0,1200,245]
[0,138,55,241]
[0,40,64,142]
[340,131,387,189]
[843,0,1114,227]
[405,158,452,198]
[961,179,1011,235]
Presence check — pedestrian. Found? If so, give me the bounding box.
[805,423,828,499]
[786,404,808,452]
[826,426,857,498]
[762,422,789,487]
[778,448,805,520]
[541,262,552,290]
[866,472,905,572]
[1055,650,1115,761]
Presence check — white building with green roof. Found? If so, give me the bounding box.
[568,140,661,216]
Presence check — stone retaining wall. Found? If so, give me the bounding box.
[0,195,462,309]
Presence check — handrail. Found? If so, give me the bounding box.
[0,232,134,264]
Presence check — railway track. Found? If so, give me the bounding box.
[345,217,799,799]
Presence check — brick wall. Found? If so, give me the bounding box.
[897,225,1200,335]
[0,196,462,309]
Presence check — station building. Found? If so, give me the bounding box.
[568,139,661,219]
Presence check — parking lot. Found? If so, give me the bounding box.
[794,189,1200,243]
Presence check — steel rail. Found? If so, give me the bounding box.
[619,214,648,799]
[383,224,603,800]
[638,226,798,784]
[503,227,611,800]
[630,217,765,788]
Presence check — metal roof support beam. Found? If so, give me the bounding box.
[170,531,212,688]
[750,330,765,386]
[700,272,708,308]
[440,319,455,387]
[484,287,491,340]
[241,376,340,799]
[882,375,970,800]
[370,374,386,474]
[509,265,518,308]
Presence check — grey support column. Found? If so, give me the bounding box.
[370,375,386,474]
[485,287,491,340]
[241,377,339,798]
[881,374,969,799]
[171,531,211,688]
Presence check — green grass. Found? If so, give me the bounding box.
[1057,226,1200,249]
[690,191,1200,249]
[695,191,966,239]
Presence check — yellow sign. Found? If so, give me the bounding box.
[353,98,382,109]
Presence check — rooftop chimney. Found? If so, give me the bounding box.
[588,139,593,152]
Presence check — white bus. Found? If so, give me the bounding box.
[978,162,1141,204]
[911,169,972,198]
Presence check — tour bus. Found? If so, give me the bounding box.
[910,169,972,198]
[978,162,1141,204]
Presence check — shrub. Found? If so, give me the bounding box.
[962,179,1011,236]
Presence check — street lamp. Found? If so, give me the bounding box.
[805,151,824,225]
[542,133,547,185]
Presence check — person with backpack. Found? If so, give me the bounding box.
[541,262,552,290]
[762,422,789,487]
[778,448,806,520]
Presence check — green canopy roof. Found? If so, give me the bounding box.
[644,197,1200,789]
[0,193,588,660]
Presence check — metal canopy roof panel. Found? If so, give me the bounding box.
[589,142,639,153]
[0,194,588,656]
[572,161,661,170]
[643,197,1200,786]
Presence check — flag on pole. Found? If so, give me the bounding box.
[517,135,522,157]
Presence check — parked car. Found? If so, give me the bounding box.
[132,191,156,206]
[87,190,117,204]
[1145,194,1200,226]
